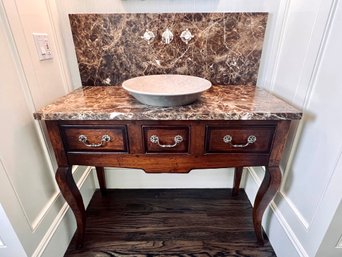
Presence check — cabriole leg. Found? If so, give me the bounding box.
[252,166,282,245]
[55,166,86,248]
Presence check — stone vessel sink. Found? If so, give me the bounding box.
[122,74,212,107]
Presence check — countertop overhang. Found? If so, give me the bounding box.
[33,85,302,121]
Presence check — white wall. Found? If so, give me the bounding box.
[0,0,96,256]
[1,0,341,256]
[246,0,342,256]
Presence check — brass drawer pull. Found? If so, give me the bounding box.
[78,134,111,148]
[150,135,183,148]
[223,135,256,148]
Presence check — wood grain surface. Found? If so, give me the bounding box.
[64,189,276,257]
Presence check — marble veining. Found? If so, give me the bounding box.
[34,85,302,121]
[69,13,268,86]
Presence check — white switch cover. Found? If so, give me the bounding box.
[32,33,53,61]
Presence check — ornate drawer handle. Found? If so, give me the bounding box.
[150,135,183,148]
[223,135,256,148]
[78,134,111,148]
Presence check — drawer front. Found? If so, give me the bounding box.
[206,126,275,153]
[143,126,190,153]
[61,125,128,152]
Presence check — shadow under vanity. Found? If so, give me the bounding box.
[34,13,302,248]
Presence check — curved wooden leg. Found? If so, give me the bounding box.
[232,167,243,196]
[253,166,282,245]
[56,166,86,248]
[95,166,107,195]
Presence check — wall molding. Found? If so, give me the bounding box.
[31,200,70,257]
[257,0,291,91]
[0,237,5,248]
[279,192,310,229]
[300,0,338,110]
[2,155,93,256]
[268,200,309,257]
[30,165,84,232]
[45,0,74,92]
[0,161,87,234]
[260,0,341,237]
[337,235,342,248]
[248,165,310,229]
[247,166,263,185]
[0,129,61,232]
[0,0,59,177]
[0,0,62,232]
[300,0,340,230]
[0,157,38,232]
[0,149,85,233]
[278,0,340,233]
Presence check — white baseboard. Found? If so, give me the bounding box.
[245,167,309,257]
[33,167,96,257]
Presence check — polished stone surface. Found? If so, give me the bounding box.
[69,13,268,86]
[34,85,302,121]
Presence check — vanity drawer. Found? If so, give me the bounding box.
[143,126,189,153]
[205,125,275,153]
[60,125,128,152]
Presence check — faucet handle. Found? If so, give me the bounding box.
[180,29,194,44]
[141,29,155,44]
[161,28,173,44]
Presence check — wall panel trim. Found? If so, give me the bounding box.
[45,0,74,92]
[264,0,292,91]
[279,192,310,229]
[0,0,63,232]
[30,165,83,232]
[0,236,6,248]
[268,201,309,257]
[276,0,340,234]
[248,165,310,229]
[337,235,342,248]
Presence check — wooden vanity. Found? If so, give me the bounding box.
[34,85,302,248]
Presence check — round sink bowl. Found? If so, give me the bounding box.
[122,74,212,107]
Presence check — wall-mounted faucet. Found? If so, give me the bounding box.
[161,28,173,44]
[142,28,194,45]
[180,29,194,44]
[141,29,155,44]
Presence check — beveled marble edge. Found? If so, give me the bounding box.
[33,85,302,121]
[34,111,301,121]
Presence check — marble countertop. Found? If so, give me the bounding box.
[33,85,302,121]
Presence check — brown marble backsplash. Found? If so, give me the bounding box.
[69,13,268,86]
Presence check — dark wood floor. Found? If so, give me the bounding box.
[64,189,276,257]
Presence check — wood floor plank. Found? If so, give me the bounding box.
[64,189,276,257]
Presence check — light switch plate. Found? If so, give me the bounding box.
[32,33,53,61]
